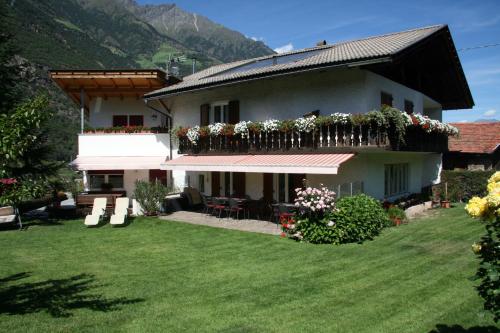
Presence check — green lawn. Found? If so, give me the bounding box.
[0,206,498,332]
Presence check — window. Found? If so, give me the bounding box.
[112,115,144,127]
[89,175,105,190]
[404,100,414,114]
[129,115,144,126]
[198,174,205,193]
[213,103,228,123]
[384,163,409,197]
[89,174,124,190]
[113,115,128,127]
[381,92,393,107]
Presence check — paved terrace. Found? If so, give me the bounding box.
[159,211,281,235]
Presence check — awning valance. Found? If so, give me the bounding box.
[71,156,166,171]
[162,154,355,174]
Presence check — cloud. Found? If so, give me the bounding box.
[274,43,293,54]
[483,109,497,117]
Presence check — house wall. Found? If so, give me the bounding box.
[88,97,165,128]
[78,133,170,157]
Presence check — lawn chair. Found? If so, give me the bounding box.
[225,198,244,220]
[110,197,129,226]
[0,206,22,230]
[84,198,107,227]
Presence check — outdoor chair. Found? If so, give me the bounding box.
[225,198,244,220]
[269,204,280,223]
[0,206,22,230]
[84,198,107,227]
[110,197,129,226]
[202,195,216,215]
[213,198,226,219]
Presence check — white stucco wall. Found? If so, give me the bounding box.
[88,97,165,128]
[78,133,170,157]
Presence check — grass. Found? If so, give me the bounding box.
[0,206,498,332]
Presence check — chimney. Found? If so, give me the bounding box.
[316,40,327,46]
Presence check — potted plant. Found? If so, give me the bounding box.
[387,206,407,226]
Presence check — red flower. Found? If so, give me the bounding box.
[411,115,419,126]
[280,232,287,238]
[0,178,17,185]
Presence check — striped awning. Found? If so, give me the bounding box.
[71,156,166,170]
[162,154,354,174]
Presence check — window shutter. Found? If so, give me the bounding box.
[200,104,210,126]
[228,100,240,124]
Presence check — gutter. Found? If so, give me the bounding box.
[144,56,392,101]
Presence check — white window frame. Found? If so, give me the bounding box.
[384,163,409,198]
[211,101,229,123]
[89,173,124,191]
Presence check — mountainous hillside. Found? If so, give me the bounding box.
[3,0,274,161]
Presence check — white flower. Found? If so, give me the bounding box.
[330,113,351,125]
[401,112,413,126]
[294,116,316,133]
[262,119,280,132]
[186,126,200,145]
[234,121,252,138]
[327,221,334,227]
[208,123,225,136]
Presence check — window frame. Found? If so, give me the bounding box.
[404,100,414,114]
[112,115,144,127]
[211,101,229,123]
[384,163,409,198]
[89,173,124,190]
[381,91,393,107]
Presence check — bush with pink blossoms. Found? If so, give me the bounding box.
[294,186,336,216]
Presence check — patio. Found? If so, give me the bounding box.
[159,211,281,235]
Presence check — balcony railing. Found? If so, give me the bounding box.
[177,124,449,155]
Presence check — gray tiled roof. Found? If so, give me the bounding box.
[146,25,445,98]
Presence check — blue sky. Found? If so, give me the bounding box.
[138,0,500,123]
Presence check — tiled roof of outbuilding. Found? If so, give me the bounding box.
[448,122,500,154]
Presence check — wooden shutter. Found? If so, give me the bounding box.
[228,100,240,124]
[200,104,210,126]
[129,115,144,126]
[381,92,393,107]
[113,115,128,127]
[232,172,246,198]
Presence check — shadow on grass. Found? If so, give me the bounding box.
[0,272,144,317]
[429,324,499,333]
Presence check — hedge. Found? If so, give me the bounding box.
[441,170,495,202]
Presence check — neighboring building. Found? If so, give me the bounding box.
[52,24,473,205]
[444,122,500,171]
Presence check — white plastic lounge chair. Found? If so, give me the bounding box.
[0,206,22,230]
[110,197,129,226]
[84,198,107,227]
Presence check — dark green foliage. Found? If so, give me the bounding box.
[475,216,500,322]
[441,170,495,202]
[380,105,408,147]
[294,194,390,244]
[133,180,171,215]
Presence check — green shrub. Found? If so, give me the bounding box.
[133,180,171,215]
[441,170,495,202]
[291,194,390,244]
[387,206,406,220]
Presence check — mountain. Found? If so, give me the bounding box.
[3,0,274,161]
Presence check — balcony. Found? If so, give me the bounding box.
[78,132,170,157]
[177,125,449,155]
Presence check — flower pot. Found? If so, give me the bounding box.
[440,200,450,209]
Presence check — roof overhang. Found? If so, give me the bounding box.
[50,69,179,108]
[71,156,167,170]
[162,153,355,174]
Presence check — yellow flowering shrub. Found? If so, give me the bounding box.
[466,171,500,321]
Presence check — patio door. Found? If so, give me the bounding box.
[232,172,246,198]
[211,172,220,196]
[149,169,167,185]
[288,174,305,203]
[263,173,273,202]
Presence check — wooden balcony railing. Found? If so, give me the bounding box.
[177,125,449,155]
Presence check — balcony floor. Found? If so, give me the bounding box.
[159,211,281,235]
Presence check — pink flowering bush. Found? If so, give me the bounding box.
[284,188,390,244]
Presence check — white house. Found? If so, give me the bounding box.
[52,24,473,204]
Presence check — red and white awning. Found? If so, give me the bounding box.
[162,154,355,174]
[71,156,166,170]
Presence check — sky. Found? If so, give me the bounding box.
[138,0,500,123]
